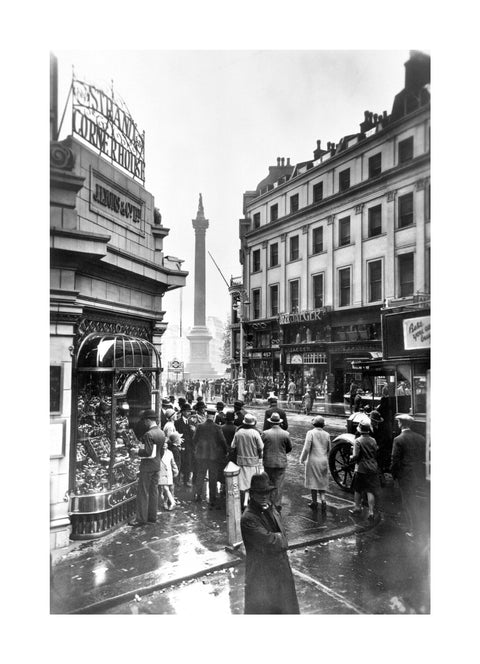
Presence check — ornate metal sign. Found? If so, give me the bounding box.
[72,77,145,183]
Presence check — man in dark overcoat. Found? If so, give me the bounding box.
[263,397,288,431]
[241,472,299,614]
[193,407,229,508]
[391,413,427,538]
[261,412,292,510]
[175,403,195,486]
[233,400,245,426]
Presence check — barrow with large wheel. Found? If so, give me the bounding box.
[328,433,356,493]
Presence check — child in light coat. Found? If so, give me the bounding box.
[159,440,179,510]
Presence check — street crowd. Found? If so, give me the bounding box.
[127,387,427,614]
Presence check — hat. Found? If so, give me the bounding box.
[206,406,217,415]
[267,412,283,424]
[395,413,414,423]
[165,408,176,419]
[357,422,372,434]
[178,397,186,404]
[234,400,244,409]
[268,396,278,403]
[161,398,170,406]
[141,408,157,420]
[196,396,204,402]
[370,410,384,423]
[248,472,275,494]
[180,402,191,411]
[243,413,257,426]
[312,415,325,427]
[216,401,225,409]
[225,410,235,422]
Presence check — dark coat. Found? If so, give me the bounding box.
[137,425,164,471]
[391,428,426,485]
[193,419,229,462]
[263,406,289,431]
[261,426,292,468]
[241,500,299,614]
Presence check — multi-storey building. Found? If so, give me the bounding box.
[231,51,430,402]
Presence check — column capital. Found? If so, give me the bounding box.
[302,224,309,234]
[355,204,364,214]
[327,215,335,225]
[387,190,397,202]
[416,177,429,191]
[262,240,267,249]
[280,233,287,242]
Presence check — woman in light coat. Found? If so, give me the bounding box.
[299,415,331,512]
[231,413,264,509]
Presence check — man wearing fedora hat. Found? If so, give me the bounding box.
[391,414,426,538]
[129,408,164,527]
[175,402,195,487]
[261,412,292,511]
[233,400,245,427]
[263,396,288,431]
[241,472,299,614]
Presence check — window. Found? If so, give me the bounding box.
[270,242,279,267]
[398,192,414,228]
[312,226,323,254]
[339,216,351,246]
[398,136,414,163]
[313,273,324,309]
[252,249,261,272]
[368,153,382,178]
[368,260,383,302]
[290,193,299,214]
[253,212,260,229]
[50,366,62,414]
[270,284,279,316]
[289,280,299,313]
[289,235,299,261]
[339,267,351,307]
[270,204,278,222]
[313,181,323,202]
[339,168,350,192]
[398,253,414,297]
[368,205,382,237]
[252,289,261,319]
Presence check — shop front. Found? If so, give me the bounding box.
[69,332,161,539]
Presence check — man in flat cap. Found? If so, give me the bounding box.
[391,414,427,539]
[241,472,299,614]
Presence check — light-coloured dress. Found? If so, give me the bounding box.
[299,428,331,490]
[231,427,264,491]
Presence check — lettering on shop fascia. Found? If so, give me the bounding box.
[279,308,328,325]
[90,169,145,234]
[72,77,145,182]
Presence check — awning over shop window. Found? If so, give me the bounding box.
[76,333,160,369]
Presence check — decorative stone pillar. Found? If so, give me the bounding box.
[186,194,217,379]
[385,191,397,299]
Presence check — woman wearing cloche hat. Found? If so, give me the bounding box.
[299,416,331,512]
[231,413,264,510]
[349,421,380,521]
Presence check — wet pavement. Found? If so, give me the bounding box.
[51,407,430,614]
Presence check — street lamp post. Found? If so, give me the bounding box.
[232,288,249,402]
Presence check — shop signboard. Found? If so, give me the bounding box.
[403,315,431,350]
[90,169,145,234]
[72,77,145,182]
[279,307,328,325]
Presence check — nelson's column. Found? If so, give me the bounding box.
[186,194,217,379]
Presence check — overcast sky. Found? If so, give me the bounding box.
[55,49,411,332]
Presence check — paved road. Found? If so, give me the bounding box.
[104,519,429,615]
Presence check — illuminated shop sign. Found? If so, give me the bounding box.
[403,315,430,350]
[72,77,145,183]
[279,308,328,325]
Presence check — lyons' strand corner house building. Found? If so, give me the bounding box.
[230,51,430,410]
[50,55,187,548]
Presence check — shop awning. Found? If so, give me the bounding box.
[76,333,160,369]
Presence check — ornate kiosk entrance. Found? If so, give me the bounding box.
[69,333,161,539]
